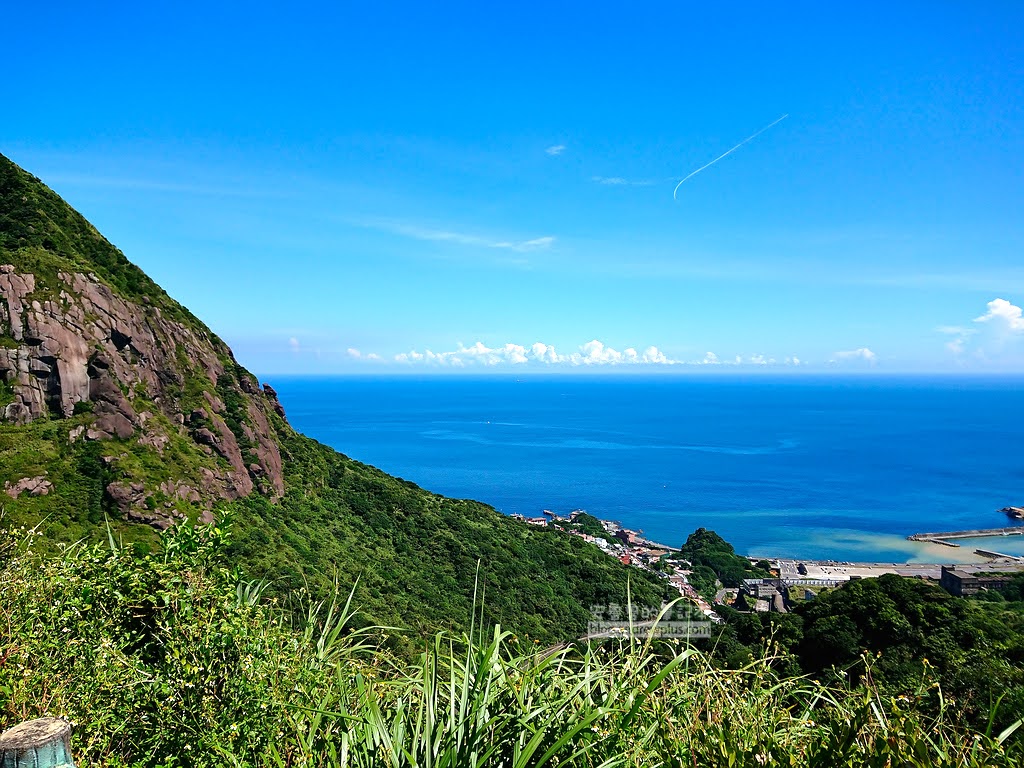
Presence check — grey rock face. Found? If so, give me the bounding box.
[1,265,286,525]
[4,475,54,498]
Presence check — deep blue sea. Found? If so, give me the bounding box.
[271,376,1024,563]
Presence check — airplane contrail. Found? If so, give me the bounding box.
[673,114,788,200]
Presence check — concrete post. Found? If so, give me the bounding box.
[0,718,76,768]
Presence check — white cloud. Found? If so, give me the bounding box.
[493,236,555,251]
[830,348,877,365]
[942,298,1024,365]
[501,343,529,364]
[395,350,425,363]
[530,342,561,364]
[390,339,684,368]
[284,336,323,360]
[688,351,799,366]
[576,339,622,365]
[591,176,657,187]
[545,144,566,156]
[946,337,966,355]
[375,222,556,253]
[460,342,501,365]
[346,348,383,362]
[937,326,975,355]
[974,298,1024,332]
[382,342,819,370]
[641,346,668,364]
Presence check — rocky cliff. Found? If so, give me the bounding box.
[0,153,284,529]
[0,150,669,646]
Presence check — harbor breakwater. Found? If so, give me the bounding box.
[908,526,1024,547]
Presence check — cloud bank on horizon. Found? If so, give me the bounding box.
[346,340,805,369]
[941,298,1024,363]
[270,298,1024,374]
[394,340,676,368]
[830,348,878,365]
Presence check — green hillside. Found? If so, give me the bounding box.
[3,522,1021,767]
[227,429,672,642]
[0,151,669,648]
[0,156,213,336]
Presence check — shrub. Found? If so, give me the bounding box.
[1,521,1021,767]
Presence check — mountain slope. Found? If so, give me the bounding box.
[0,152,669,644]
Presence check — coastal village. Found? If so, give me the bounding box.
[514,509,1024,620]
[511,509,722,622]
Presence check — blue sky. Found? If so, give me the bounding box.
[4,1,1024,374]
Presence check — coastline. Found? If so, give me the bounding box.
[536,509,1024,577]
[527,506,1024,566]
[273,375,1024,567]
[532,509,1024,623]
[741,525,1024,565]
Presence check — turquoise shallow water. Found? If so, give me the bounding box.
[270,375,1024,562]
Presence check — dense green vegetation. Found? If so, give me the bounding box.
[549,512,616,543]
[0,413,671,650]
[3,522,1021,768]
[675,527,773,598]
[981,572,1024,602]
[708,571,1024,734]
[227,429,673,648]
[0,417,159,548]
[0,411,671,651]
[662,528,1024,734]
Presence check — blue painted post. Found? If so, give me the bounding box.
[0,718,75,768]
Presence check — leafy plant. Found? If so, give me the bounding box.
[2,521,1022,767]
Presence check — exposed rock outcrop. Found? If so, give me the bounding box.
[0,262,286,522]
[4,475,53,498]
[1,152,288,529]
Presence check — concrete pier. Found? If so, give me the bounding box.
[975,549,1024,561]
[907,526,1024,544]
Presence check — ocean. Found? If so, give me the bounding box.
[270,375,1024,563]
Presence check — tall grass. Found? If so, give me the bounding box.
[281,615,1023,768]
[1,520,1021,767]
